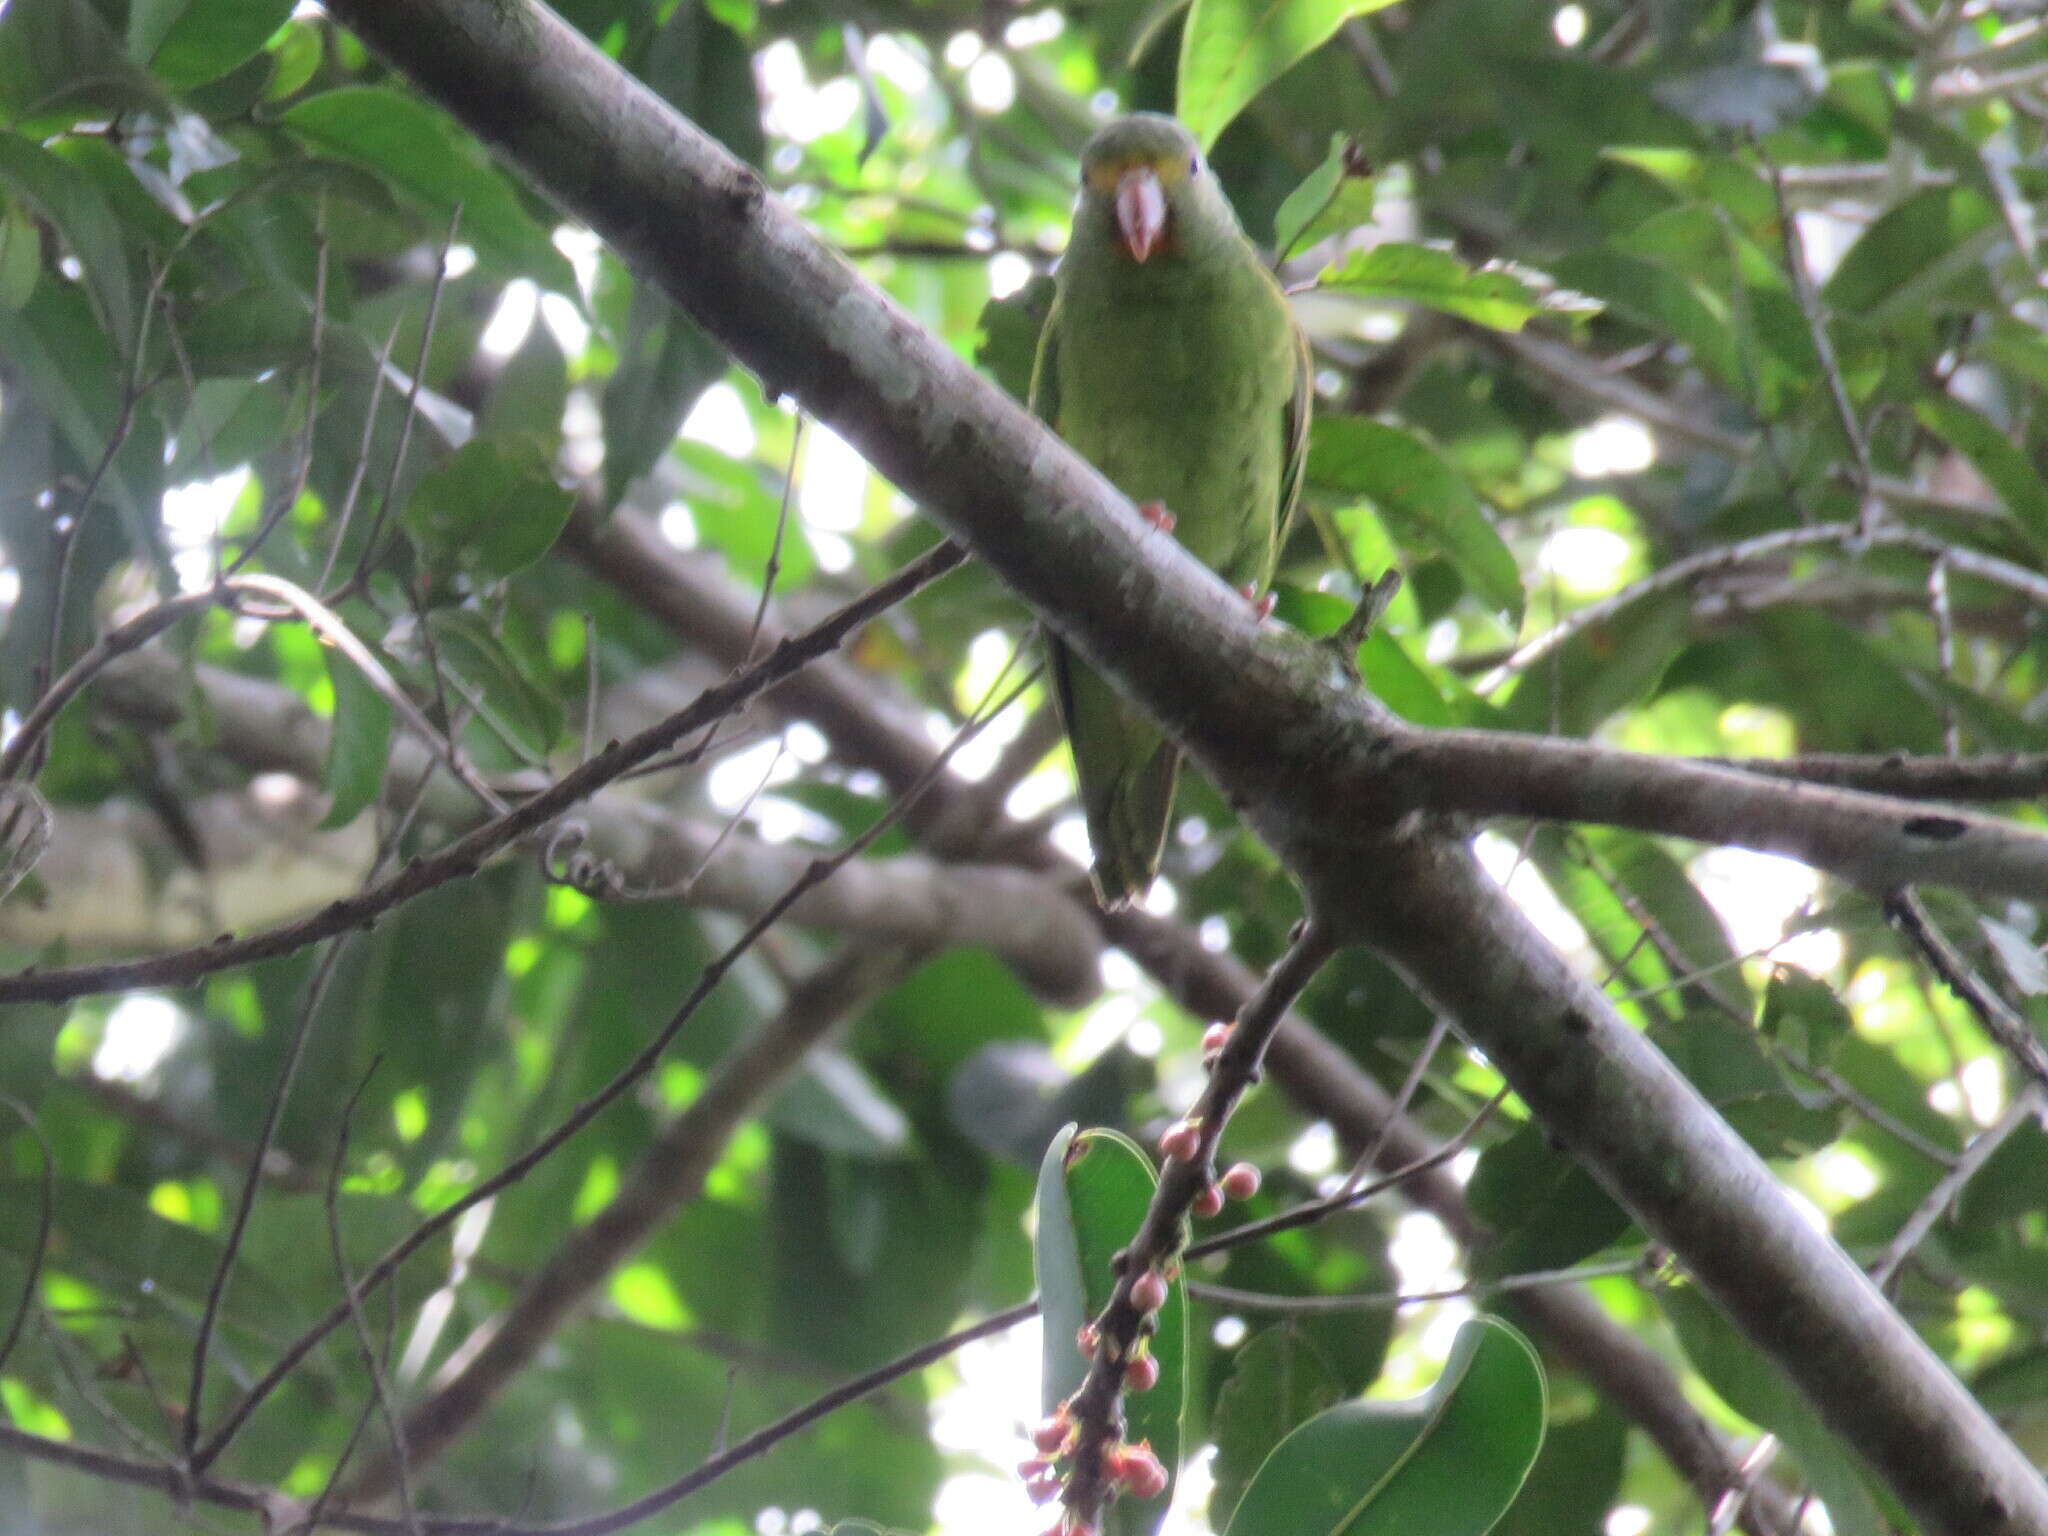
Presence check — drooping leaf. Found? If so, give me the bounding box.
[1177,0,1406,151]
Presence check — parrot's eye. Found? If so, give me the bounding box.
[1189,152,1202,176]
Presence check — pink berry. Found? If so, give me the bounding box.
[1077,1322,1100,1357]
[1200,1022,1232,1059]
[1025,1470,1063,1504]
[1116,1441,1169,1499]
[1031,1416,1069,1454]
[1158,1119,1202,1162]
[1193,1183,1225,1218]
[1219,1162,1262,1200]
[1130,1269,1169,1313]
[1125,1352,1160,1391]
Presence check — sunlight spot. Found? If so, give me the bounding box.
[800,423,869,534]
[1810,1145,1879,1203]
[551,226,603,295]
[966,53,1016,114]
[1007,763,1072,820]
[708,737,795,811]
[1963,1055,2006,1126]
[1199,915,1229,952]
[479,279,539,359]
[657,501,698,550]
[1288,1121,1337,1177]
[1049,811,1092,870]
[1004,10,1064,46]
[988,250,1033,299]
[1128,1016,1163,1056]
[1538,524,1632,597]
[538,290,590,357]
[943,31,982,67]
[865,33,932,93]
[441,244,477,279]
[1212,1315,1247,1348]
[1553,3,1588,47]
[1389,1211,1462,1293]
[933,1473,1036,1536]
[682,382,756,457]
[1570,414,1654,476]
[95,996,183,1082]
[1690,846,1840,975]
[1606,1506,1652,1536]
[1475,831,1589,955]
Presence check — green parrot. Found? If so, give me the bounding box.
[1029,112,1310,909]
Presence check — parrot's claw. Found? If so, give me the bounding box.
[1240,584,1276,621]
[1138,501,1177,533]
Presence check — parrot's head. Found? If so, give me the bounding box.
[1073,113,1243,268]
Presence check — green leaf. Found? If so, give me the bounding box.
[279,87,578,290]
[1177,0,1407,151]
[1466,1122,1631,1278]
[1662,1287,1889,1536]
[129,0,292,88]
[1913,395,2048,554]
[425,610,562,762]
[1225,1315,1545,1536]
[1272,135,1376,262]
[1033,1126,1188,1536]
[1211,1326,1343,1531]
[0,131,134,349]
[977,276,1056,404]
[1757,966,1852,1072]
[0,201,38,311]
[1316,244,1539,331]
[1309,419,1522,622]
[318,641,394,830]
[1356,628,1457,727]
[403,433,573,582]
[1820,186,1996,320]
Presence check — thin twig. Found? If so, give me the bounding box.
[1870,1083,2046,1289]
[1888,889,2048,1093]
[0,1095,54,1375]
[1187,1255,1647,1314]
[1058,917,1340,1525]
[0,541,967,1005]
[187,616,1010,1472]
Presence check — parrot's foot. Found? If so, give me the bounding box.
[1239,583,1276,620]
[1137,501,1177,533]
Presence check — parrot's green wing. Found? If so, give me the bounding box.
[1276,305,1312,558]
[1031,293,1183,909]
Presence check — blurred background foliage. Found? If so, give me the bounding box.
[2,0,2048,1532]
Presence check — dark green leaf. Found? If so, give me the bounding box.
[129,0,293,88]
[1309,419,1523,621]
[318,641,393,830]
[1225,1315,1545,1536]
[403,433,573,582]
[1210,1326,1343,1532]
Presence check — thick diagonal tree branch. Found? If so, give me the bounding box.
[315,4,2048,1531]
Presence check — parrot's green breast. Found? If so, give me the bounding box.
[1051,261,1297,585]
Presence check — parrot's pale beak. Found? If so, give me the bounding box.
[1114,166,1167,263]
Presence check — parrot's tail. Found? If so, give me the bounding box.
[1086,742,1182,910]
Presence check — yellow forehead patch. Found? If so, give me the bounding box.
[1083,153,1192,195]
